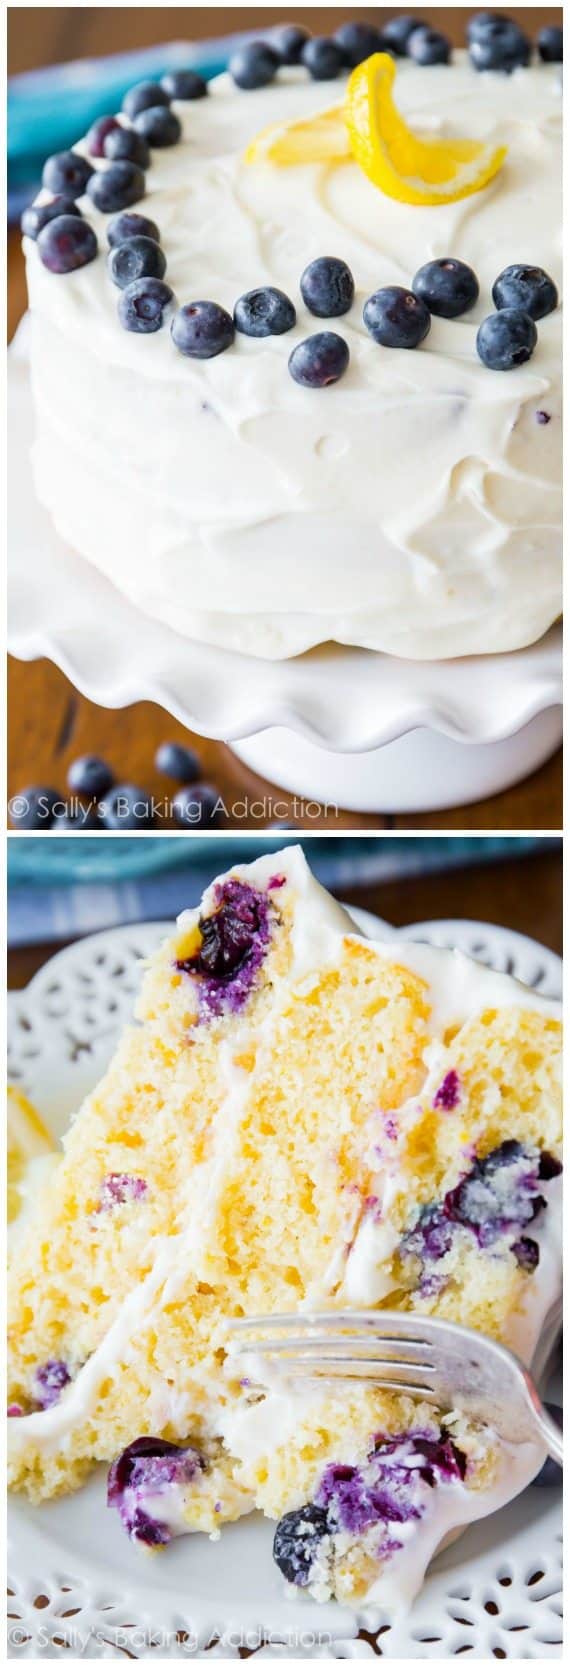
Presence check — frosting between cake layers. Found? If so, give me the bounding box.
[24,54,562,659]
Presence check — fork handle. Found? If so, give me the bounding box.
[533,1402,563,1466]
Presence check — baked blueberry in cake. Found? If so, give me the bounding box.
[8,845,562,1612]
[21,16,561,659]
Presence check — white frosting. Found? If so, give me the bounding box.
[24,55,561,659]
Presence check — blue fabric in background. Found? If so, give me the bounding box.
[7,836,548,948]
[8,34,251,217]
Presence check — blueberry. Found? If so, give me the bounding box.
[364,285,431,349]
[109,235,166,289]
[172,783,223,827]
[234,286,296,336]
[302,37,346,79]
[512,1235,539,1271]
[103,126,151,168]
[21,196,82,240]
[408,27,450,65]
[42,150,94,199]
[412,257,479,318]
[229,42,278,90]
[469,19,530,72]
[300,256,355,319]
[66,754,114,798]
[107,211,160,248]
[289,332,349,388]
[537,26,563,63]
[381,16,423,55]
[133,106,182,147]
[35,1360,71,1409]
[37,214,98,274]
[101,785,154,828]
[467,11,508,40]
[85,114,121,158]
[155,741,200,782]
[538,1150,563,1181]
[118,278,174,334]
[160,68,208,99]
[492,264,558,321]
[122,80,170,119]
[273,1505,330,1586]
[87,161,146,213]
[270,24,310,65]
[333,22,383,66]
[476,309,537,370]
[531,1404,563,1487]
[9,787,61,829]
[55,805,101,830]
[171,300,235,359]
[108,1437,206,1544]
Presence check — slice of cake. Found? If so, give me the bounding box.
[8,846,562,1613]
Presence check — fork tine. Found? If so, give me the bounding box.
[231,1335,436,1365]
[230,1311,436,1339]
[268,1369,438,1398]
[253,1353,435,1384]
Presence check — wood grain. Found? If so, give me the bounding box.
[8,843,562,988]
[8,8,562,831]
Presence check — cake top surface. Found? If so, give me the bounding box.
[26,51,561,402]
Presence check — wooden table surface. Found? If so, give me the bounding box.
[8,7,562,832]
[7,842,562,989]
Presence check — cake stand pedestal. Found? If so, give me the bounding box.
[231,708,561,815]
[9,326,562,816]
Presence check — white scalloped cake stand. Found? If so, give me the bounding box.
[8,910,562,1660]
[8,328,562,813]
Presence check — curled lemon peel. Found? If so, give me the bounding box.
[244,52,507,206]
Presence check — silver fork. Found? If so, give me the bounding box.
[229,1308,563,1464]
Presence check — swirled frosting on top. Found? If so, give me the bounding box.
[24,53,562,659]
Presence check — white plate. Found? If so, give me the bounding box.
[7,909,562,1658]
[8,326,562,810]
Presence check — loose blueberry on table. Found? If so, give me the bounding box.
[537,26,563,63]
[289,331,350,388]
[101,785,154,828]
[67,754,115,798]
[9,786,61,829]
[172,783,222,828]
[364,286,431,349]
[300,256,355,319]
[155,741,201,783]
[381,15,424,55]
[118,277,174,334]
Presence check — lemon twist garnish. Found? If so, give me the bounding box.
[245,52,506,206]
